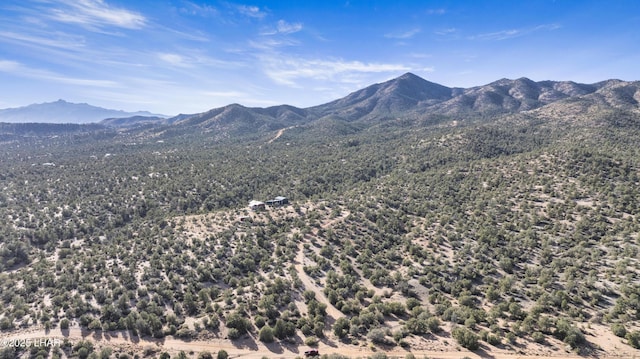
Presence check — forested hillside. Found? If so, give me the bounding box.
[1,79,640,358]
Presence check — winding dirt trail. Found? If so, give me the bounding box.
[294,242,345,322]
[292,208,358,322]
[267,126,297,144]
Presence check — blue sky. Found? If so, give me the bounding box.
[1,0,639,115]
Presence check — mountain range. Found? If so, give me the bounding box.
[154,73,640,139]
[1,73,639,136]
[0,99,166,124]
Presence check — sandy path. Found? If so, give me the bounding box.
[290,208,355,322]
[1,327,608,359]
[267,126,296,144]
[295,241,345,321]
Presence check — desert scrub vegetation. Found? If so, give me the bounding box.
[0,111,639,353]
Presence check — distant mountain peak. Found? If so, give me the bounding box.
[0,100,166,124]
[397,72,421,80]
[386,72,451,94]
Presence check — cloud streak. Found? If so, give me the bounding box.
[277,20,303,34]
[469,24,561,41]
[260,20,304,35]
[179,1,219,17]
[426,8,446,15]
[0,31,85,50]
[158,53,190,67]
[236,4,267,19]
[0,59,119,87]
[260,55,412,86]
[48,0,146,30]
[385,28,421,39]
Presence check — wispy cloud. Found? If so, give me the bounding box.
[48,0,146,30]
[0,59,119,87]
[409,53,433,59]
[179,1,219,17]
[155,50,247,70]
[201,90,277,106]
[0,60,21,72]
[203,90,248,98]
[236,4,267,19]
[276,20,303,34]
[0,31,85,50]
[469,23,561,41]
[260,20,304,35]
[435,28,458,36]
[249,38,300,50]
[470,29,520,41]
[260,55,412,86]
[157,53,191,68]
[385,28,421,39]
[426,8,446,15]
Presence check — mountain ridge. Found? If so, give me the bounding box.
[159,73,640,139]
[3,74,640,135]
[0,99,167,124]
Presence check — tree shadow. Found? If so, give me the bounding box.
[119,330,141,344]
[231,333,259,351]
[475,344,496,359]
[264,341,284,354]
[575,339,606,358]
[319,336,338,348]
[324,314,337,328]
[91,330,103,341]
[281,335,302,353]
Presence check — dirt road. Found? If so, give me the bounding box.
[295,242,345,322]
[1,327,612,359]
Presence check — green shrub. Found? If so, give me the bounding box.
[304,336,319,346]
[175,328,195,339]
[486,334,501,346]
[259,326,274,343]
[254,315,266,329]
[452,327,479,350]
[99,347,113,359]
[555,319,584,348]
[563,329,585,348]
[626,331,640,349]
[333,317,350,338]
[227,328,241,340]
[88,319,102,330]
[198,352,213,359]
[367,328,391,345]
[611,323,627,338]
[217,349,229,359]
[532,331,545,344]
